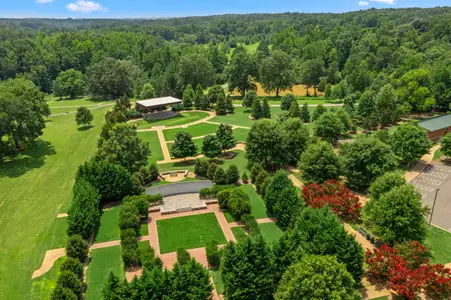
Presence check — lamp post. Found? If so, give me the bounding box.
[429,188,440,228]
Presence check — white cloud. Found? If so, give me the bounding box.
[358,1,369,6]
[35,0,54,3]
[66,1,108,13]
[370,0,395,4]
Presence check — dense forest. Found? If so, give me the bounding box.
[0,7,450,158]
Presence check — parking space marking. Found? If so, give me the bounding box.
[411,182,435,193]
[414,174,442,186]
[430,165,451,173]
[423,170,449,179]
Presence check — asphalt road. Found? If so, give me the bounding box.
[411,162,451,231]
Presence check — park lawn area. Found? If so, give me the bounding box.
[157,213,227,254]
[231,226,247,241]
[30,256,65,300]
[49,107,78,114]
[137,131,164,165]
[424,226,451,264]
[139,219,149,236]
[46,96,110,107]
[95,206,121,243]
[233,128,249,142]
[240,185,268,219]
[210,106,253,127]
[130,111,209,130]
[210,268,225,294]
[85,246,124,300]
[158,150,248,174]
[150,177,200,187]
[48,218,68,249]
[223,211,239,223]
[258,222,283,243]
[0,106,110,300]
[163,123,219,141]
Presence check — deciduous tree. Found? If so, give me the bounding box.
[390,124,432,166]
[314,111,344,144]
[171,132,197,162]
[202,135,222,159]
[75,106,93,127]
[53,69,85,99]
[260,50,294,97]
[216,123,236,151]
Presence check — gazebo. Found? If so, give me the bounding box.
[135,96,183,120]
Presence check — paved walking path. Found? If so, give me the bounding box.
[228,217,277,228]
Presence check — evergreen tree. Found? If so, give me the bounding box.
[312,104,327,121]
[139,83,155,99]
[225,94,235,113]
[171,259,213,300]
[226,165,240,185]
[182,83,195,108]
[300,103,310,123]
[215,94,227,115]
[281,93,296,110]
[261,98,271,118]
[243,90,257,109]
[324,83,332,99]
[288,101,301,118]
[194,84,204,109]
[280,118,310,165]
[214,167,228,185]
[251,98,262,119]
[221,236,275,300]
[65,234,89,263]
[216,124,236,151]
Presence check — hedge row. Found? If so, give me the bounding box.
[241,214,260,236]
[119,196,150,268]
[194,159,240,185]
[217,188,251,219]
[200,185,236,199]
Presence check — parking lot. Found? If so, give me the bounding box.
[411,162,451,231]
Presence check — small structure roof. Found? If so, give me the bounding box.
[136,96,182,108]
[419,114,451,132]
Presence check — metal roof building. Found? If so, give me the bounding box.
[135,96,182,112]
[419,114,451,140]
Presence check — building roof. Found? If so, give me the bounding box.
[136,96,182,108]
[419,114,451,132]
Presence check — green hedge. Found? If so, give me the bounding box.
[200,185,236,199]
[241,214,260,236]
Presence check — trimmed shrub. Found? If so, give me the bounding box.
[119,204,140,231]
[214,167,228,185]
[200,188,213,199]
[207,163,218,180]
[241,214,260,236]
[149,164,159,182]
[255,170,270,195]
[66,234,89,263]
[194,159,210,177]
[123,195,149,218]
[147,194,163,204]
[242,172,249,184]
[217,189,232,209]
[131,172,144,195]
[206,240,220,267]
[200,185,236,199]
[226,165,240,185]
[177,248,191,265]
[250,164,263,183]
[120,229,141,268]
[120,228,138,249]
[259,177,271,198]
[228,188,252,217]
[60,257,84,281]
[141,246,163,271]
[125,109,142,120]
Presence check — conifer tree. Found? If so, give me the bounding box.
[251,98,262,119]
[288,101,301,118]
[261,98,271,118]
[300,103,310,123]
[182,84,195,108]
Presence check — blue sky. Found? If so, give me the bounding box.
[1,0,449,18]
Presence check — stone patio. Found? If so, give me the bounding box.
[160,193,207,214]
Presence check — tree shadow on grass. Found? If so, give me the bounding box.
[0,140,56,178]
[77,125,94,131]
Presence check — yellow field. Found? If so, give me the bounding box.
[231,82,324,97]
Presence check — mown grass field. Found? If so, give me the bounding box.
[157,213,227,253]
[240,185,268,219]
[0,106,110,300]
[258,222,283,243]
[85,246,124,300]
[210,268,225,294]
[163,122,219,141]
[45,96,111,107]
[424,226,451,264]
[137,131,165,165]
[231,226,247,241]
[130,111,209,130]
[30,256,65,300]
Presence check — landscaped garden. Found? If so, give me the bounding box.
[163,122,219,140]
[131,111,210,130]
[157,213,227,253]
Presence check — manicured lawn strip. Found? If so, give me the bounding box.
[240,185,268,219]
[131,111,209,129]
[233,128,249,142]
[210,107,253,127]
[210,268,225,294]
[163,123,219,141]
[157,213,227,254]
[137,131,164,165]
[223,211,239,223]
[46,97,110,107]
[139,220,149,236]
[85,246,124,300]
[424,226,451,264]
[258,222,283,243]
[48,218,69,249]
[158,150,248,174]
[150,177,200,187]
[231,227,247,241]
[0,106,110,299]
[95,206,120,243]
[50,107,78,114]
[138,240,150,251]
[30,256,65,300]
[433,149,443,160]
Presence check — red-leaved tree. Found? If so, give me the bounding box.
[302,180,362,220]
[365,242,451,299]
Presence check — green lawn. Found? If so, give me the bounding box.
[240,185,268,219]
[163,123,219,141]
[233,128,249,142]
[210,268,225,294]
[231,226,247,241]
[223,211,239,223]
[137,131,164,165]
[210,107,253,127]
[85,246,124,300]
[48,218,68,249]
[150,177,200,187]
[424,226,451,264]
[0,106,110,300]
[258,222,283,243]
[433,149,443,160]
[49,107,78,114]
[46,96,110,107]
[30,256,65,300]
[157,213,227,254]
[158,150,248,174]
[139,220,149,236]
[130,111,209,130]
[95,207,121,243]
